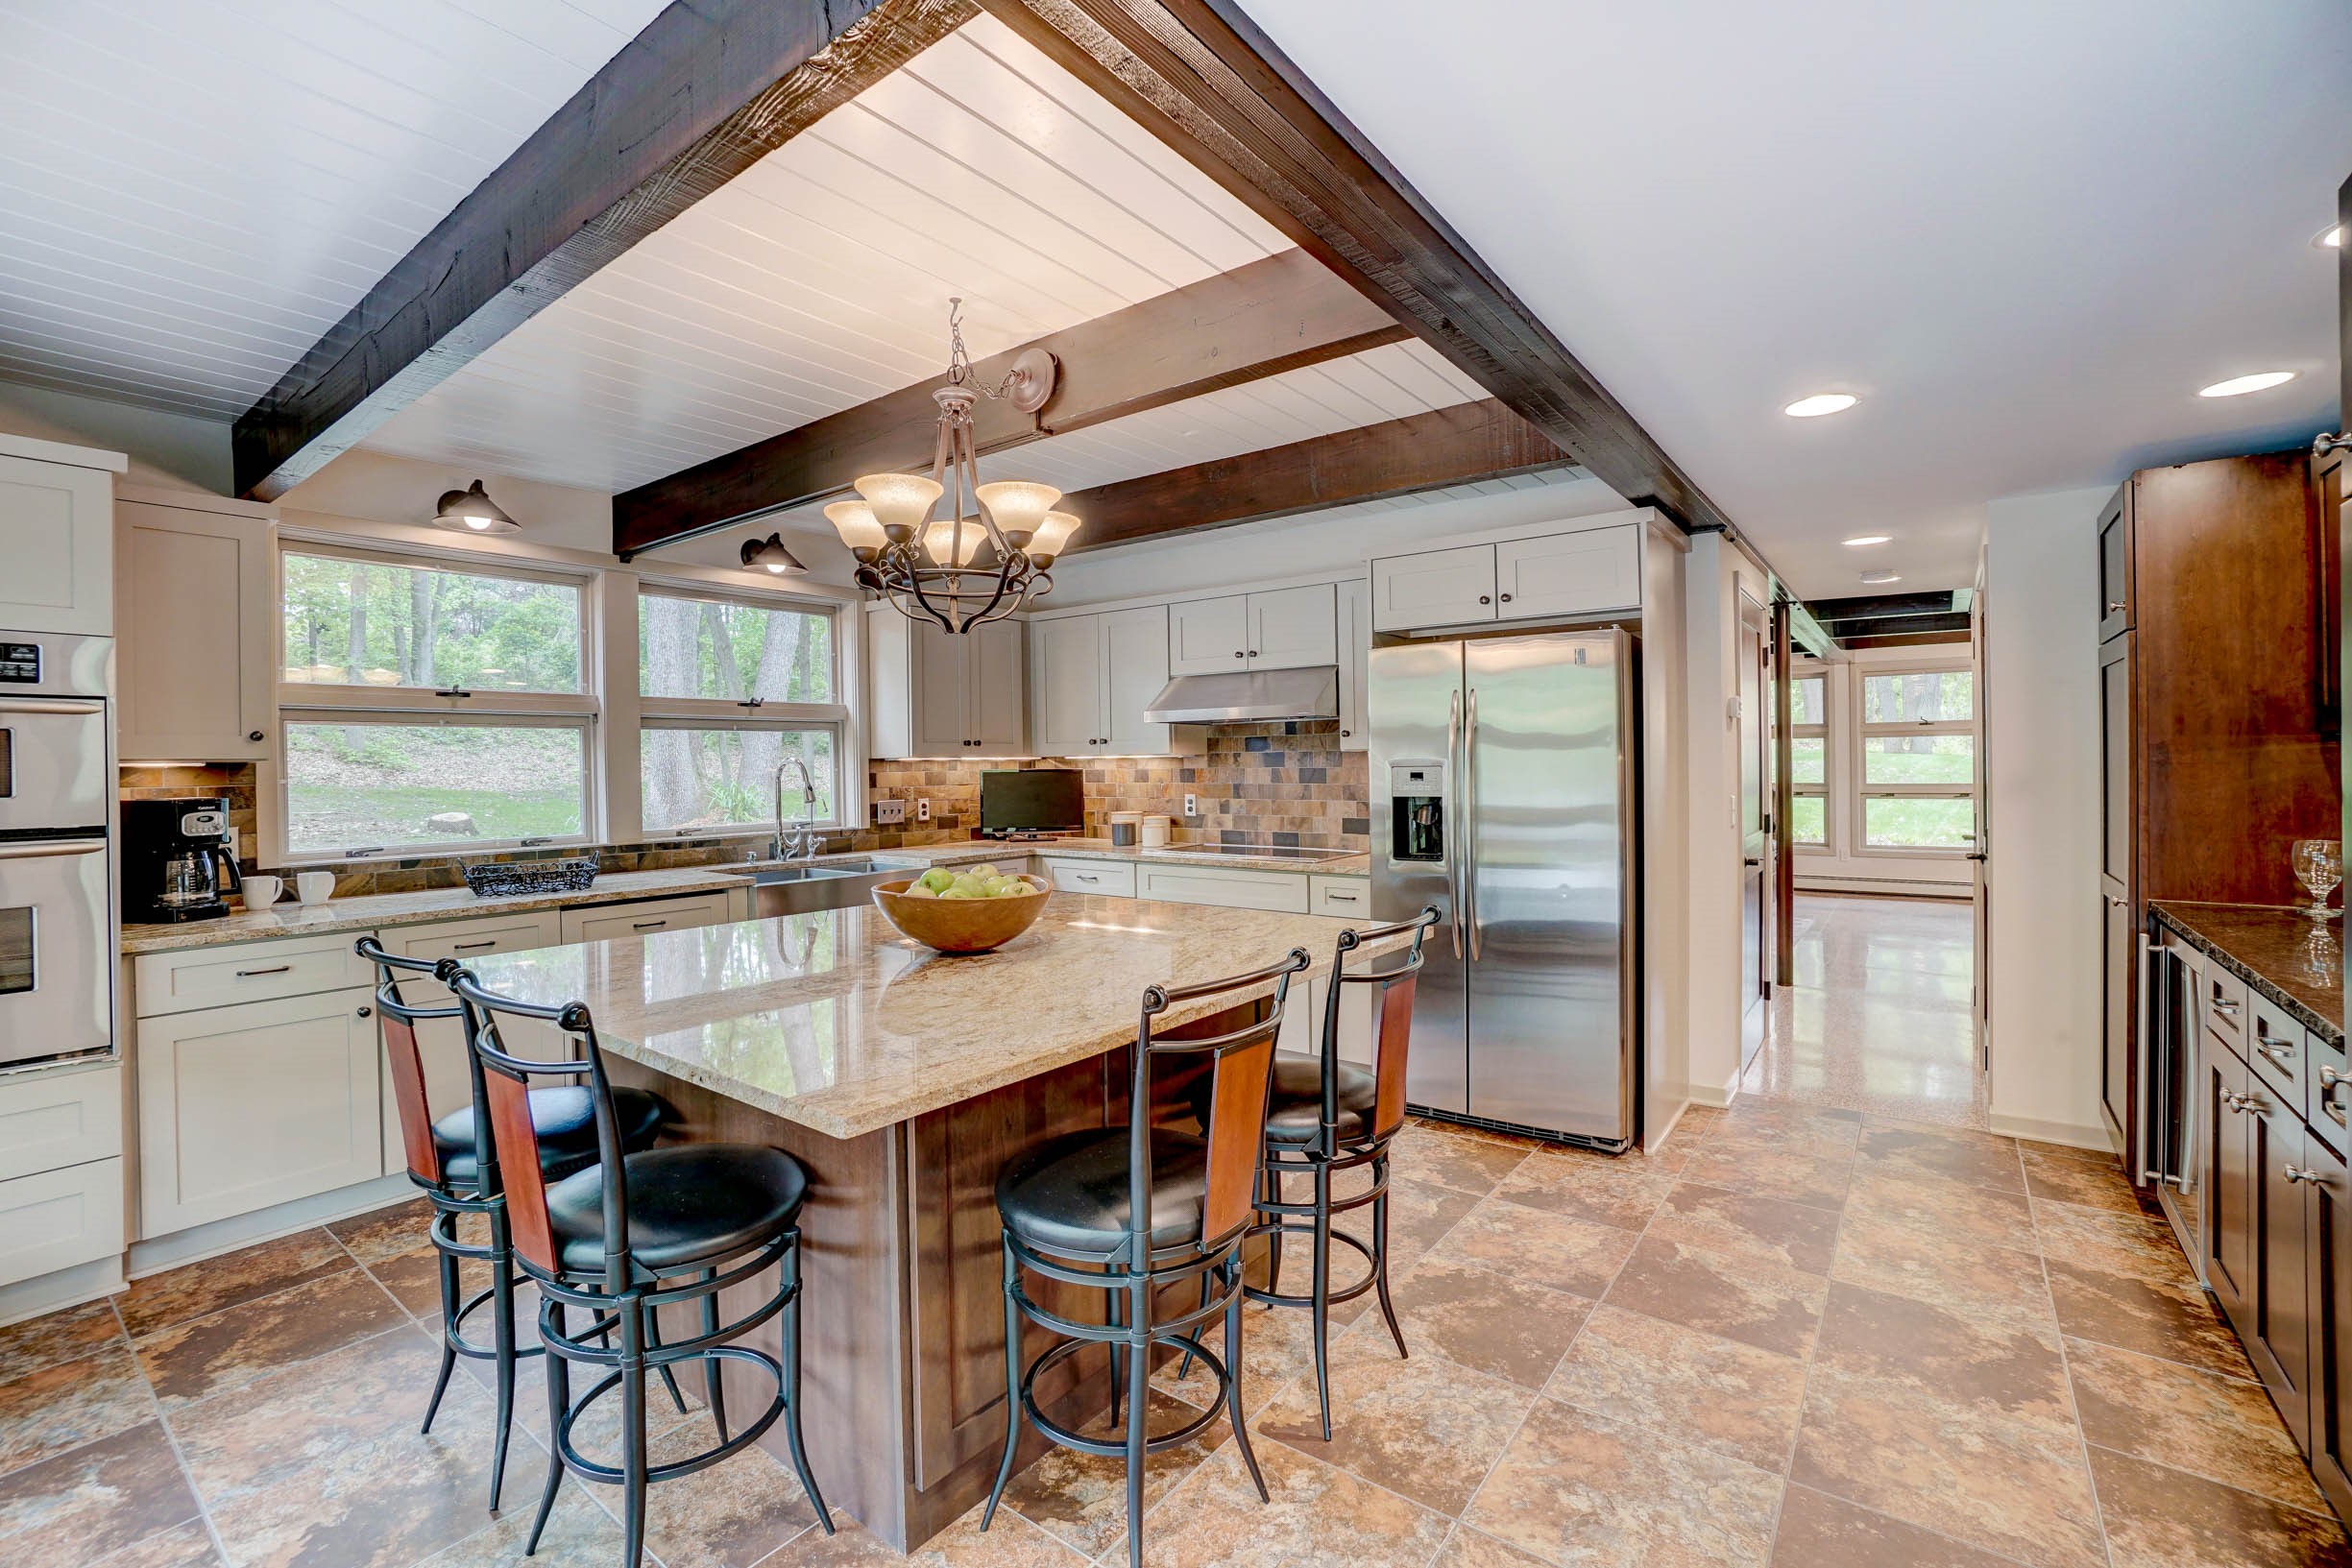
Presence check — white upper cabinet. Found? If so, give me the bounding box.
[115,490,275,761]
[1171,587,1337,673]
[1028,604,1174,757]
[1337,578,1369,752]
[0,438,123,637]
[1168,594,1249,674]
[869,607,1027,758]
[1371,521,1644,633]
[1371,543,1497,631]
[1495,527,1639,620]
[1248,583,1337,669]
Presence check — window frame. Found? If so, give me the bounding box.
[1851,660,1976,856]
[634,579,854,841]
[1789,668,1830,852]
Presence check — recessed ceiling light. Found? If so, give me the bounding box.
[2315,224,2344,250]
[1859,569,1902,585]
[2198,371,2297,398]
[1783,393,1858,419]
[1842,534,1891,547]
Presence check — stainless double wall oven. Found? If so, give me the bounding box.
[0,631,114,1069]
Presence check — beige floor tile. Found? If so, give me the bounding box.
[784,1507,1089,1565]
[1855,1122,2025,1194]
[2022,1149,2148,1214]
[1829,1209,2055,1333]
[2068,1337,2324,1510]
[1384,1124,1534,1196]
[1544,1304,1806,1472]
[0,1296,127,1384]
[2090,1445,2352,1568]
[1490,1150,1680,1232]
[1768,1484,2025,1567]
[1810,1279,2073,1435]
[1840,1166,2039,1252]
[134,1267,408,1411]
[117,1230,352,1338]
[0,1341,156,1474]
[1427,1525,1553,1567]
[1600,1235,1827,1358]
[1430,1200,1637,1300]
[1680,1146,1854,1212]
[1129,1435,1452,1566]
[635,1412,820,1568]
[0,1419,199,1562]
[1465,1399,1782,1567]
[88,1519,226,1567]
[1355,1255,1589,1388]
[1643,1181,1840,1275]
[997,1389,1226,1559]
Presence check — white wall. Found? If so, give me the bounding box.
[1682,532,1775,1105]
[0,383,230,495]
[1041,470,1624,604]
[1641,524,1693,1146]
[1983,486,2108,1147]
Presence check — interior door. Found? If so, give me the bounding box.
[1972,581,1992,1068]
[1737,594,1769,1071]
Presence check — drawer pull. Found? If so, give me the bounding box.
[1325,891,1361,903]
[2287,1165,2327,1186]
[631,920,667,930]
[234,964,291,977]
[2213,1000,2242,1016]
[2257,1038,2297,1063]
[453,940,497,952]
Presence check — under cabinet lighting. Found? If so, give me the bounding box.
[2198,371,2297,398]
[1783,393,1858,418]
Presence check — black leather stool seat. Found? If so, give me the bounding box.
[544,1145,808,1273]
[996,1128,1213,1258]
[1197,1051,1377,1146]
[434,1085,667,1187]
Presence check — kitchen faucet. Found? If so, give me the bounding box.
[771,757,819,861]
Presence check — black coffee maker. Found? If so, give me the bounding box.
[122,797,244,923]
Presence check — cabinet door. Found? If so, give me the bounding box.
[116,503,272,761]
[2250,1082,2314,1450]
[2097,480,2132,642]
[1371,544,1496,632]
[1247,583,1337,669]
[2208,1040,2255,1326]
[1168,595,1249,675]
[1494,526,1640,621]
[138,987,383,1235]
[1030,615,1103,757]
[966,618,1027,757]
[0,452,112,636]
[2101,888,2135,1152]
[909,619,970,757]
[1336,579,1368,751]
[2098,635,2132,887]
[2307,1130,2352,1519]
[1102,605,1173,755]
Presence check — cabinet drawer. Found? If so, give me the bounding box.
[0,1063,121,1182]
[1136,865,1309,913]
[559,892,735,946]
[2204,965,2248,1046]
[1309,876,1371,919]
[137,987,382,1236]
[1041,858,1135,897]
[2246,993,2310,1123]
[133,932,376,1017]
[0,1159,124,1288]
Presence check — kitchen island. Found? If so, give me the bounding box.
[461,892,1396,1551]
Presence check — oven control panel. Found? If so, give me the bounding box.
[0,642,39,684]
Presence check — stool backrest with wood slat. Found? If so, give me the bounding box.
[1318,907,1443,1151]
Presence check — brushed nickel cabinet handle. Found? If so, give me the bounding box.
[631,919,666,930]
[453,939,496,952]
[234,964,291,977]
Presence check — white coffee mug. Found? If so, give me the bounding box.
[296,871,336,905]
[241,876,282,909]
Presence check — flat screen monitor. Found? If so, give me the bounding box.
[980,768,1084,836]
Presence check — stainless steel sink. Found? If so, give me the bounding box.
[747,859,897,917]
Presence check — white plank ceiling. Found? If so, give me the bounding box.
[361,12,1486,499]
[0,0,673,421]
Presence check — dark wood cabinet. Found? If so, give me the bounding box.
[2101,889,2135,1151]
[2098,482,2132,643]
[2250,1076,2315,1451]
[2210,1039,2256,1325]
[2307,1130,2352,1521]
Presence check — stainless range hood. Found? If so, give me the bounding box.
[1142,665,1339,724]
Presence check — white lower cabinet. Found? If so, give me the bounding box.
[0,1064,122,1183]
[1309,875,1371,918]
[1041,857,1136,896]
[0,1160,125,1288]
[137,987,383,1235]
[559,891,735,945]
[1137,864,1311,914]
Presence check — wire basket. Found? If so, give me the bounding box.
[462,857,598,899]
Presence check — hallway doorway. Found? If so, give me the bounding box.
[1739,892,1987,1129]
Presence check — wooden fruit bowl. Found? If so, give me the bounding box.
[870,876,1052,953]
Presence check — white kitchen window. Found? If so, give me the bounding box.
[636,585,848,837]
[1789,672,1828,849]
[1855,665,1976,852]
[278,545,596,859]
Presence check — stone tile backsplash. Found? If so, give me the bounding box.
[118,721,1370,898]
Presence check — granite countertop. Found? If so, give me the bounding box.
[119,840,1370,956]
[2149,901,2345,1049]
[119,867,764,956]
[458,896,1399,1141]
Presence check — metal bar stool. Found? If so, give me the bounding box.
[1213,907,1440,1439]
[980,947,1311,1568]
[447,967,834,1566]
[356,937,672,1511]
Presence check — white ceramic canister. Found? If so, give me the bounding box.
[1140,814,1171,848]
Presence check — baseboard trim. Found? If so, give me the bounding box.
[1989,1112,2117,1153]
[0,1257,126,1331]
[129,1174,412,1280]
[1688,1078,1740,1110]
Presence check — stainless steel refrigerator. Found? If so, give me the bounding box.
[1370,630,1637,1149]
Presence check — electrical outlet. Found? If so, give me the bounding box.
[916,798,932,823]
[1183,792,1198,817]
[873,799,908,826]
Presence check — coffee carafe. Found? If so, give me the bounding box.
[122,798,244,923]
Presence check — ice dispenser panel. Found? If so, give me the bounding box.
[1389,760,1446,866]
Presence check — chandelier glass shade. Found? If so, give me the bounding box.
[829,302,1080,633]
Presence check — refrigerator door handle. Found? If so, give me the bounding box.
[1445,686,1464,959]
[1465,687,1481,962]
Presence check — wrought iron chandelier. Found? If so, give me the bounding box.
[824,302,1081,633]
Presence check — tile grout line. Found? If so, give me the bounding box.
[110,1292,236,1568]
[2025,1133,2122,1568]
[2075,1436,2350,1529]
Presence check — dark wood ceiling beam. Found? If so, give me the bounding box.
[231,0,979,500]
[611,246,1407,555]
[972,0,1734,536]
[1055,397,1569,552]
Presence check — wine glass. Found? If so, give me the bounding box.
[2292,839,2342,923]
